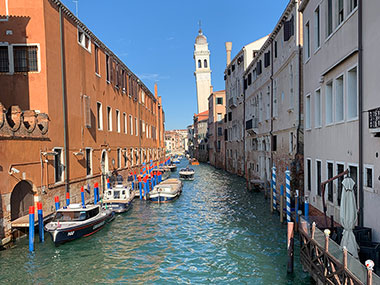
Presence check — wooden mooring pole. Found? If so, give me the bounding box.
[287,221,294,273]
[366,259,374,285]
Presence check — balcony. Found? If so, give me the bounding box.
[369,107,380,136]
[246,118,258,135]
[228,97,237,109]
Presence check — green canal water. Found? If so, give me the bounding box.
[0,162,311,284]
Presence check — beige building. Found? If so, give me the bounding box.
[300,0,380,240]
[193,111,209,162]
[165,129,187,155]
[208,89,226,169]
[224,37,267,176]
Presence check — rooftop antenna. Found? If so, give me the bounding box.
[73,0,78,17]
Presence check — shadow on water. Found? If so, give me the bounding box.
[0,161,312,284]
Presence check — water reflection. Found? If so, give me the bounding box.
[0,162,310,284]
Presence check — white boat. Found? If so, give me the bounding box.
[167,164,177,172]
[103,183,134,213]
[148,178,183,203]
[179,167,195,181]
[45,204,114,245]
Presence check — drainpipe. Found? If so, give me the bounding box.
[243,60,247,183]
[358,0,364,227]
[270,41,274,180]
[59,7,69,196]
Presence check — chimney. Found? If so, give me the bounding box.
[154,83,158,98]
[210,85,213,95]
[225,42,232,66]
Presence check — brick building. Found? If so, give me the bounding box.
[0,0,165,245]
[193,110,209,162]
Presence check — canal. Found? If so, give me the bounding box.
[0,162,311,284]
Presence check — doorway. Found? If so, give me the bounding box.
[10,180,34,221]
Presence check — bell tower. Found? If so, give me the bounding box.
[193,27,211,114]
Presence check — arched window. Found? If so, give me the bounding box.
[204,59,208,68]
[198,60,202,68]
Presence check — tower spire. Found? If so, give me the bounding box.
[198,20,202,34]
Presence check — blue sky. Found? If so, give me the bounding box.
[61,0,288,130]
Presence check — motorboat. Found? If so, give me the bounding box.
[167,163,177,172]
[102,182,134,213]
[147,178,183,203]
[189,158,199,165]
[45,203,114,245]
[172,158,181,164]
[179,167,195,180]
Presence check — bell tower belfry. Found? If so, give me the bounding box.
[193,27,211,114]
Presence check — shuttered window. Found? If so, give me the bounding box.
[283,16,294,42]
[83,95,91,128]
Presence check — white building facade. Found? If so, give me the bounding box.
[224,37,267,176]
[300,0,380,240]
[194,29,212,114]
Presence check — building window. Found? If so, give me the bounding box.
[216,97,223,105]
[77,28,91,51]
[97,102,103,130]
[315,89,321,127]
[123,113,127,134]
[106,54,110,82]
[204,59,208,68]
[13,45,38,72]
[266,90,270,120]
[85,148,92,176]
[264,51,270,68]
[217,127,222,136]
[336,163,345,206]
[365,166,373,189]
[271,135,277,152]
[274,41,278,58]
[335,75,344,122]
[347,66,358,119]
[129,115,133,135]
[289,132,294,154]
[307,159,312,191]
[54,148,63,183]
[349,0,357,13]
[326,82,333,125]
[83,95,91,128]
[336,0,344,27]
[316,160,322,196]
[327,162,334,202]
[95,45,99,75]
[289,64,294,109]
[0,46,10,72]
[314,6,320,50]
[117,148,121,169]
[305,22,310,60]
[305,94,311,129]
[107,106,112,131]
[283,15,294,41]
[273,80,278,117]
[198,60,201,68]
[349,165,358,202]
[135,118,138,136]
[326,0,333,36]
[141,90,145,104]
[116,109,120,133]
[217,113,222,121]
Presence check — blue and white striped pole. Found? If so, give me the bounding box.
[286,168,291,222]
[272,166,277,212]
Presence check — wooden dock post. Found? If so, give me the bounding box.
[287,222,294,273]
[366,260,374,285]
[280,185,284,223]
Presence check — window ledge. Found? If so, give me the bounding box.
[287,108,294,113]
[304,56,311,65]
[335,120,345,126]
[314,125,322,129]
[305,127,312,131]
[364,186,375,193]
[95,73,101,78]
[346,117,358,123]
[313,46,321,55]
[106,80,110,84]
[325,122,334,127]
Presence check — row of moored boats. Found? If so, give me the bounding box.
[44,155,197,245]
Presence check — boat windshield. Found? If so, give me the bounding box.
[54,207,99,222]
[113,190,120,199]
[54,211,87,222]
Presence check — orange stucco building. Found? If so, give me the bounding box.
[0,0,165,245]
